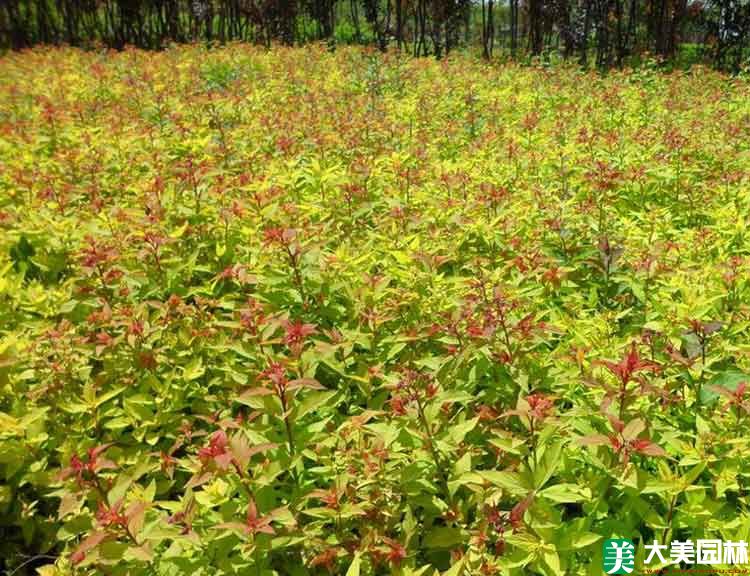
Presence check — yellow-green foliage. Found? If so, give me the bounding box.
[2,44,750,575]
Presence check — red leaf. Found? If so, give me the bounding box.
[215,521,250,534]
[240,387,274,398]
[246,498,258,523]
[88,443,114,459]
[576,434,610,446]
[631,439,666,457]
[286,378,325,391]
[71,530,108,565]
[185,471,212,489]
[214,451,234,470]
[607,413,625,433]
[707,385,735,400]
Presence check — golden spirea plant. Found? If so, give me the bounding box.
[1,44,750,575]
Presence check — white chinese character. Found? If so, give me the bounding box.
[670,540,696,565]
[696,540,722,564]
[606,540,635,574]
[724,540,749,565]
[644,540,668,564]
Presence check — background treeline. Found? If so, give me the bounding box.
[0,0,749,71]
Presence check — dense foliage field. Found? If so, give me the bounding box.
[2,44,750,576]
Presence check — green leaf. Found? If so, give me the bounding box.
[295,390,337,420]
[622,419,645,441]
[423,527,464,549]
[679,462,706,488]
[123,394,155,423]
[539,483,592,503]
[641,479,676,495]
[94,386,127,407]
[442,558,466,576]
[541,547,562,576]
[533,441,563,489]
[570,532,602,549]
[479,470,531,496]
[701,370,748,404]
[183,357,205,381]
[346,552,362,576]
[448,417,478,444]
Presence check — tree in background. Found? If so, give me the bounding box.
[0,0,749,70]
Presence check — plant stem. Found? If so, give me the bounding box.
[414,394,451,503]
[661,494,678,545]
[278,389,296,455]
